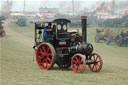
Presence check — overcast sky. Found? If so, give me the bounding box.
[0,0,127,12]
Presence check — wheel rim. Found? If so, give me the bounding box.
[88,53,103,72]
[36,43,54,69]
[72,54,85,73]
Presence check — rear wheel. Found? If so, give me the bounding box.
[36,43,56,70]
[88,53,103,72]
[72,54,85,73]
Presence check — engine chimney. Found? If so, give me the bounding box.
[81,16,87,43]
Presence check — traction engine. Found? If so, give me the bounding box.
[33,16,103,73]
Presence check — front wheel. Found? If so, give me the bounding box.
[36,43,56,70]
[71,54,86,73]
[88,53,103,72]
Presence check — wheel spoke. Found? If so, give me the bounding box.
[80,59,84,64]
[90,56,94,61]
[47,48,50,53]
[39,48,43,54]
[79,56,81,61]
[92,64,95,70]
[96,64,100,69]
[43,59,46,63]
[95,65,98,71]
[75,56,79,63]
[96,61,100,63]
[95,56,99,61]
[76,65,79,71]
[73,60,77,64]
[40,59,45,66]
[38,55,43,60]
[90,58,94,62]
[43,59,47,68]
[46,60,48,68]
[93,55,96,61]
[78,66,82,72]
[43,47,46,53]
[47,57,52,63]
[74,64,77,67]
[39,48,42,52]
[47,53,52,56]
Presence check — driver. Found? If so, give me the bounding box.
[43,23,52,41]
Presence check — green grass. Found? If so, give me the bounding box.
[1,19,128,85]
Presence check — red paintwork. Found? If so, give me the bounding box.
[36,43,53,69]
[88,53,102,72]
[72,54,85,73]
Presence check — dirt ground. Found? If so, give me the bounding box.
[0,20,128,85]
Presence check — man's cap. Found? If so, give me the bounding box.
[48,23,52,26]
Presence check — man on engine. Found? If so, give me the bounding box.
[43,23,52,41]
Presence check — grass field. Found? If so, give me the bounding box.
[0,19,128,85]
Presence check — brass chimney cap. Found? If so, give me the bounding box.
[81,16,87,19]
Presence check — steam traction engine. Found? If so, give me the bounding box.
[33,16,103,73]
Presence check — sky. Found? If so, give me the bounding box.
[0,0,127,12]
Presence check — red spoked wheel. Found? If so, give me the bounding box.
[88,53,103,72]
[72,54,85,73]
[36,43,56,70]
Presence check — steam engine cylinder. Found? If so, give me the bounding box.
[70,43,93,55]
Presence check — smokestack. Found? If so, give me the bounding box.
[81,16,87,43]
